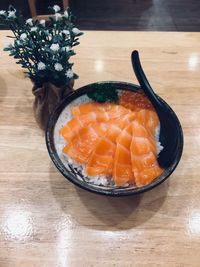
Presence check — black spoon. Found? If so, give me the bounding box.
[131,50,179,169]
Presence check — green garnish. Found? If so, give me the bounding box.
[87,84,119,103]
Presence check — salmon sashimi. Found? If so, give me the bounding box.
[133,165,163,187]
[130,121,163,186]
[63,123,107,163]
[105,124,122,143]
[92,104,131,121]
[86,114,136,177]
[60,111,108,142]
[72,102,103,116]
[72,102,127,117]
[106,105,131,119]
[106,117,132,139]
[86,137,116,176]
[60,112,97,142]
[60,104,131,142]
[105,113,136,143]
[113,125,135,186]
[135,109,159,137]
[73,101,131,120]
[60,98,163,187]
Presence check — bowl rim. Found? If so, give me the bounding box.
[45,81,184,196]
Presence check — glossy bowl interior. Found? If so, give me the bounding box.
[46,81,183,196]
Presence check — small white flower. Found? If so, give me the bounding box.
[38,62,46,70]
[50,43,60,52]
[53,5,61,13]
[0,10,6,16]
[72,27,81,35]
[66,69,74,78]
[8,10,16,19]
[54,63,63,71]
[64,10,68,18]
[30,26,37,32]
[55,13,62,21]
[20,33,28,41]
[26,18,33,26]
[62,30,70,36]
[39,19,45,26]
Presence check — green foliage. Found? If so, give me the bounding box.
[87,84,119,103]
[0,5,83,87]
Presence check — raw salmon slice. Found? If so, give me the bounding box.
[93,104,131,122]
[135,109,159,136]
[86,113,136,177]
[106,105,131,119]
[130,121,163,186]
[60,100,162,187]
[72,101,131,118]
[105,124,122,143]
[86,137,116,176]
[60,112,96,142]
[61,103,130,142]
[113,146,135,186]
[106,112,136,143]
[131,136,157,156]
[134,166,163,187]
[63,123,107,163]
[131,120,157,155]
[61,103,134,143]
[72,102,103,116]
[60,111,109,142]
[113,125,135,186]
[131,152,157,172]
[116,123,132,149]
[72,102,126,116]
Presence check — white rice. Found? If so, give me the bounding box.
[155,126,163,154]
[54,93,163,188]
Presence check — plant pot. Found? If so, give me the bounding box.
[32,81,74,131]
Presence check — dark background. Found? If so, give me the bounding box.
[0,0,200,31]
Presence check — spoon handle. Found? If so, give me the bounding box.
[131,50,161,109]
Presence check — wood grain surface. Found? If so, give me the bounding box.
[0,31,200,267]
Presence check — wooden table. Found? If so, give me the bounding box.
[0,30,200,267]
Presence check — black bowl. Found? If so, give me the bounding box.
[46,81,183,196]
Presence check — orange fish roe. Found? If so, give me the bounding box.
[119,90,153,111]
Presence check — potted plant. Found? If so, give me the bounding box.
[0,5,83,130]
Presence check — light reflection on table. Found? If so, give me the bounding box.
[188,53,199,71]
[2,206,33,241]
